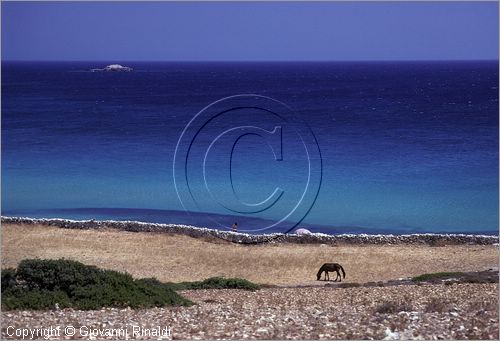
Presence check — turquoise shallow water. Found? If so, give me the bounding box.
[2,61,498,234]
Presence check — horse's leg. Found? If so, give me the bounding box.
[337,270,341,282]
[325,271,329,281]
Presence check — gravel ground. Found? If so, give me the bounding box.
[2,283,498,340]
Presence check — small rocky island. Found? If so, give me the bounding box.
[90,64,133,72]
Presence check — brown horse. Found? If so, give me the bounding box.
[316,263,346,281]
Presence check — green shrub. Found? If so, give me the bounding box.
[2,259,192,310]
[412,272,464,282]
[2,287,72,310]
[16,259,103,291]
[2,259,260,311]
[169,277,260,291]
[134,278,190,307]
[1,268,17,293]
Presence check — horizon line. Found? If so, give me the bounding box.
[2,59,499,63]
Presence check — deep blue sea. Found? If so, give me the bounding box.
[2,61,498,234]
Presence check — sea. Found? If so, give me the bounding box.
[1,61,498,235]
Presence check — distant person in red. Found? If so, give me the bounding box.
[231,222,238,232]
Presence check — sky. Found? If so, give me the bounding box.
[1,1,499,61]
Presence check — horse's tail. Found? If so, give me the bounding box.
[339,265,346,279]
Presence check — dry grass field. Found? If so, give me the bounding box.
[1,223,498,285]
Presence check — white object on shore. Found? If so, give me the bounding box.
[294,228,312,235]
[91,64,133,72]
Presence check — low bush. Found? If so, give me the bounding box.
[167,276,260,291]
[15,258,103,291]
[1,268,17,292]
[2,287,72,310]
[2,259,192,310]
[1,259,260,311]
[412,272,463,282]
